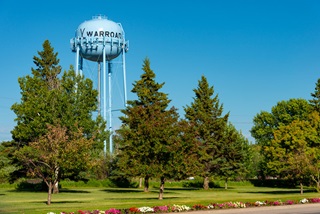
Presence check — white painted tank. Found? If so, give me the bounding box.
[70,15,125,62]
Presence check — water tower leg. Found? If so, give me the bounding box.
[98,62,101,116]
[75,45,80,76]
[122,46,127,107]
[103,47,107,154]
[108,61,113,154]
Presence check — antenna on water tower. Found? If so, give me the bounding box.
[70,15,129,154]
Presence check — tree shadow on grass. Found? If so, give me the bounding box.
[104,196,185,201]
[243,189,316,194]
[163,187,200,191]
[101,189,144,193]
[34,200,85,205]
[59,189,90,193]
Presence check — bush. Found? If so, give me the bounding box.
[249,179,297,188]
[16,179,47,192]
[182,177,220,188]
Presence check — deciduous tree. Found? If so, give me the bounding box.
[265,112,320,194]
[250,98,312,177]
[14,124,95,205]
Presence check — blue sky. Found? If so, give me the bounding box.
[0,0,319,143]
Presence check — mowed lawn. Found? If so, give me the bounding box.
[0,185,319,214]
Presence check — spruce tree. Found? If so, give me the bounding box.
[184,75,229,190]
[218,123,251,189]
[116,58,193,199]
[310,78,320,112]
[11,40,106,148]
[10,40,107,185]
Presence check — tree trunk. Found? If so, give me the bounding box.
[144,175,149,192]
[311,174,320,192]
[47,182,53,205]
[300,181,304,194]
[158,176,165,200]
[203,176,209,190]
[53,181,59,194]
[53,167,59,194]
[139,178,143,188]
[225,177,228,190]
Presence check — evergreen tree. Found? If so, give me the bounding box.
[310,78,320,112]
[116,58,195,199]
[10,40,107,185]
[11,40,106,147]
[184,75,229,190]
[218,123,251,189]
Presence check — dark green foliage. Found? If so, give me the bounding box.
[116,58,176,183]
[11,40,107,149]
[218,123,252,187]
[0,141,18,183]
[249,178,298,188]
[15,179,48,192]
[116,58,198,199]
[310,78,320,112]
[9,40,107,189]
[184,75,229,189]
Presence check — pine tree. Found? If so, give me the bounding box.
[184,75,229,190]
[10,40,107,187]
[310,78,320,112]
[116,58,193,199]
[218,123,251,189]
[11,40,106,147]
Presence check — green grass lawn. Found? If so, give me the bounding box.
[0,185,319,214]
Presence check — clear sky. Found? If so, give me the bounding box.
[0,0,319,143]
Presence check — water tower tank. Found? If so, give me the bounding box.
[70,15,125,62]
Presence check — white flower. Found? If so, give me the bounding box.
[207,204,214,209]
[255,201,266,206]
[172,204,191,212]
[47,212,56,214]
[300,198,309,204]
[138,206,154,213]
[234,202,246,208]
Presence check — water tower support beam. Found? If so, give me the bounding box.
[108,61,113,153]
[122,43,127,107]
[98,62,101,115]
[75,45,80,76]
[103,45,107,153]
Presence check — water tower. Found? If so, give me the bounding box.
[70,15,129,153]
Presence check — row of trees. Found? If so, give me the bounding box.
[251,79,320,193]
[8,40,320,204]
[114,59,251,200]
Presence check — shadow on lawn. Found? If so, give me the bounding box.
[59,189,90,193]
[243,189,316,194]
[164,187,200,191]
[101,189,144,193]
[102,187,201,193]
[105,196,184,201]
[34,200,85,205]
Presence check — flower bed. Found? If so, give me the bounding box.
[52,198,320,214]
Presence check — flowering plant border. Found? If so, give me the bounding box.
[52,197,320,214]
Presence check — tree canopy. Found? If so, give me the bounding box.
[184,75,229,189]
[9,40,108,202]
[116,58,199,199]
